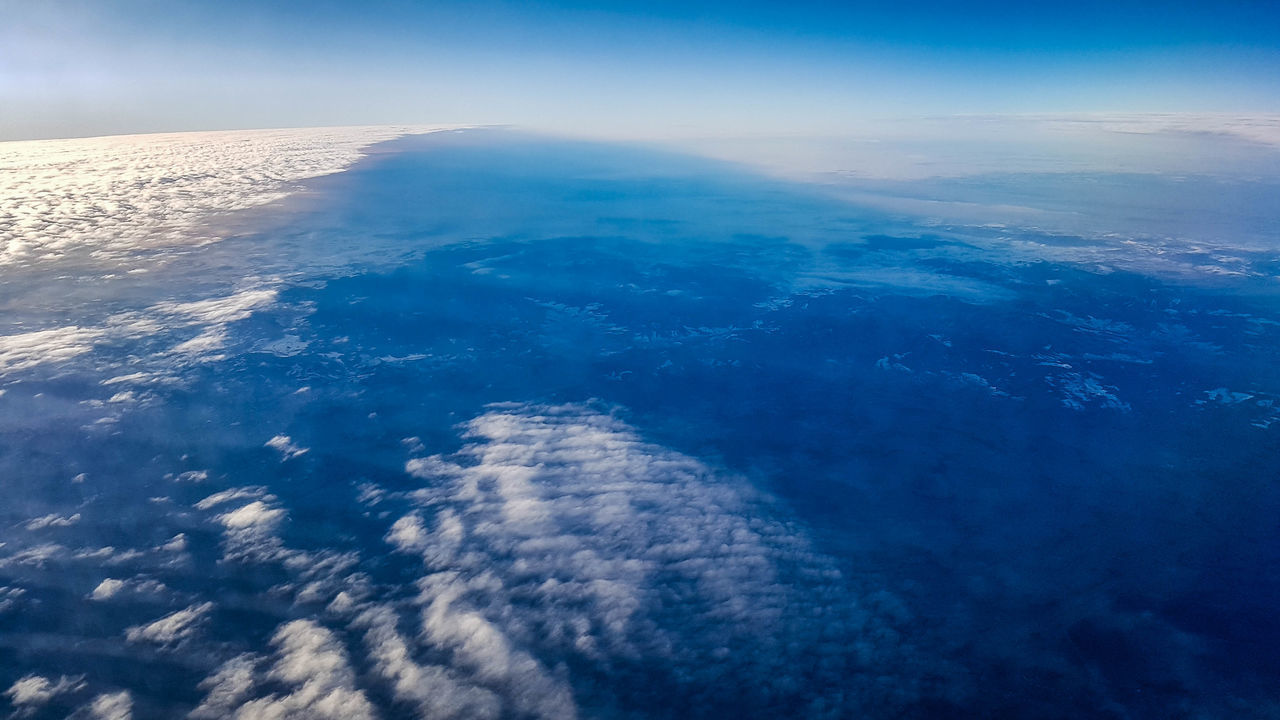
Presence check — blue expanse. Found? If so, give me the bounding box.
[2,128,1280,717]
[4,0,1279,140]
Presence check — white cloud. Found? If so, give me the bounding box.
[89,576,168,601]
[89,578,125,601]
[195,487,267,510]
[157,533,188,553]
[1052,112,1280,149]
[266,435,309,461]
[152,289,279,326]
[381,402,932,717]
[193,620,377,720]
[0,126,445,268]
[219,501,286,532]
[210,500,291,564]
[384,513,429,552]
[71,546,144,565]
[196,490,359,599]
[183,402,953,718]
[353,604,501,720]
[190,655,259,720]
[5,674,85,708]
[87,691,132,720]
[0,288,282,378]
[0,326,103,374]
[0,585,25,613]
[0,126,458,378]
[167,327,229,358]
[23,512,81,530]
[125,601,213,646]
[0,543,65,568]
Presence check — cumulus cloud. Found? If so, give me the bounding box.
[219,501,286,533]
[86,691,132,720]
[211,500,289,564]
[384,512,429,552]
[89,576,168,601]
[194,488,359,602]
[179,403,954,718]
[125,601,213,646]
[0,126,446,268]
[191,620,376,720]
[89,578,125,601]
[0,127,458,378]
[0,326,104,374]
[0,288,283,378]
[0,543,65,568]
[190,655,258,719]
[157,533,188,553]
[266,435,309,460]
[5,674,85,709]
[352,604,501,720]
[379,402,942,717]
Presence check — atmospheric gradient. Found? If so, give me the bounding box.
[0,120,1278,719]
[3,1,1280,719]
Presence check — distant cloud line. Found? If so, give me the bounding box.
[0,126,442,269]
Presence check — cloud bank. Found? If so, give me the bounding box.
[0,126,441,268]
[175,402,953,718]
[366,402,947,717]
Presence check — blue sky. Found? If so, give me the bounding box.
[2,0,1279,140]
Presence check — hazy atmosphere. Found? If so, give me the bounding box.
[4,0,1280,140]
[2,2,1279,719]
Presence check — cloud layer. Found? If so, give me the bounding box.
[361,403,943,717]
[178,403,951,718]
[0,126,437,267]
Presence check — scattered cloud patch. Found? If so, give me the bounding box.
[5,674,85,709]
[23,512,81,530]
[157,533,188,553]
[89,579,125,601]
[0,326,104,374]
[218,501,286,533]
[124,601,213,646]
[152,289,279,326]
[0,586,26,613]
[170,470,209,483]
[89,577,167,602]
[86,691,133,720]
[353,604,501,720]
[0,543,65,568]
[195,486,267,511]
[1045,371,1130,411]
[192,621,376,720]
[384,402,943,717]
[266,435,309,460]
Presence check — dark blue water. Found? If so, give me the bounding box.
[2,129,1279,718]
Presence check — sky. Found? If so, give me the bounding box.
[2,0,1280,141]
